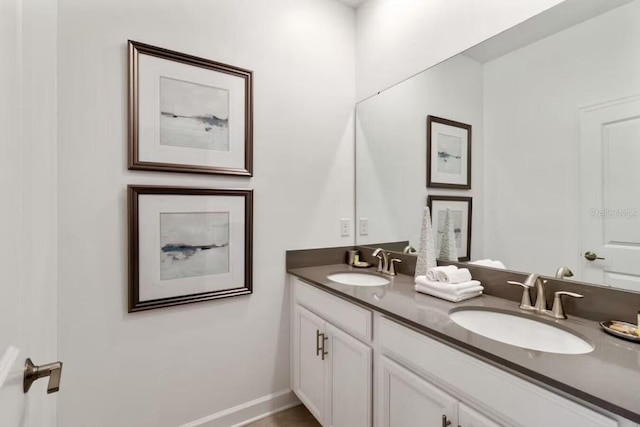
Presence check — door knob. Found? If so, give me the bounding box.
[584,251,605,261]
[24,358,63,394]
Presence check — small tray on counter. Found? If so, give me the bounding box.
[600,320,640,343]
[352,261,372,268]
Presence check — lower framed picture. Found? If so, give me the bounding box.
[427,195,472,262]
[128,186,253,312]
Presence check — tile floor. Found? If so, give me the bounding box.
[246,404,320,427]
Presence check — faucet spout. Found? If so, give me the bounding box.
[555,266,574,279]
[524,274,547,313]
[372,248,388,273]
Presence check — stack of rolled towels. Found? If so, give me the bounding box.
[415,265,483,302]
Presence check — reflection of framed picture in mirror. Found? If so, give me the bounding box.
[427,116,471,189]
[128,186,253,312]
[427,195,472,261]
[128,40,253,176]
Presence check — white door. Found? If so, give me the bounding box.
[293,305,326,424]
[0,0,58,425]
[459,403,503,427]
[325,323,372,427]
[580,95,640,289]
[378,356,458,427]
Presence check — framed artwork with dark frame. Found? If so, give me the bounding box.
[427,195,472,261]
[128,186,253,312]
[128,40,253,176]
[427,115,472,189]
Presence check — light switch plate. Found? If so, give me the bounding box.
[340,218,350,237]
[359,218,369,235]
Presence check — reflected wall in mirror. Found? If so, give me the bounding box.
[355,0,640,290]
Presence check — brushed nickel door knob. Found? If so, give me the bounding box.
[23,358,63,394]
[584,251,605,261]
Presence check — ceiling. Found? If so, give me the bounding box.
[336,0,366,8]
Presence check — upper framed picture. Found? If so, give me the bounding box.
[128,40,253,176]
[426,116,471,189]
[128,186,253,312]
[427,195,472,261]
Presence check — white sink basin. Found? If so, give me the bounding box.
[327,272,390,287]
[449,309,593,355]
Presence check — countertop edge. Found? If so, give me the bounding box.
[288,268,640,424]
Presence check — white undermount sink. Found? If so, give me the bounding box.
[327,272,390,287]
[449,309,594,355]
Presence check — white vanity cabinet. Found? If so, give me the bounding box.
[292,279,373,426]
[378,317,621,427]
[378,356,460,427]
[378,355,503,427]
[459,403,503,427]
[294,305,326,421]
[290,277,637,427]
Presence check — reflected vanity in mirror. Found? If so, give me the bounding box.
[355,0,640,291]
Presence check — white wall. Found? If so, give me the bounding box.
[57,0,355,426]
[356,55,484,258]
[355,0,564,101]
[483,1,640,277]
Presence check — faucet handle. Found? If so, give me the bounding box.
[507,280,532,288]
[507,281,534,310]
[549,291,583,319]
[388,258,402,276]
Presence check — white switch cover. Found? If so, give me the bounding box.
[340,218,350,237]
[359,218,369,236]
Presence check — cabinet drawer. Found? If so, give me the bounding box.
[379,317,618,427]
[294,278,372,342]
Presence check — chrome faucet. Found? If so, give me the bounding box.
[555,266,574,279]
[507,273,583,319]
[531,274,548,313]
[372,248,402,276]
[372,248,387,273]
[508,273,543,312]
[403,245,416,254]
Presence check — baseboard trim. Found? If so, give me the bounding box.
[180,389,300,427]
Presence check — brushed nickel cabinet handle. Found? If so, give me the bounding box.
[442,415,452,427]
[321,334,328,360]
[24,358,63,394]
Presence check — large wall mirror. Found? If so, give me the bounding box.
[355,0,640,291]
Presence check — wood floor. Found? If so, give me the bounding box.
[246,404,320,427]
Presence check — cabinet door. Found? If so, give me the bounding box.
[293,305,326,424]
[459,403,503,427]
[378,356,458,427]
[326,323,372,427]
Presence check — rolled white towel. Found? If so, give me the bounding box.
[415,284,482,302]
[415,277,483,295]
[437,267,472,284]
[426,265,457,281]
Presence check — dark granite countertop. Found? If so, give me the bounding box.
[288,264,640,423]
